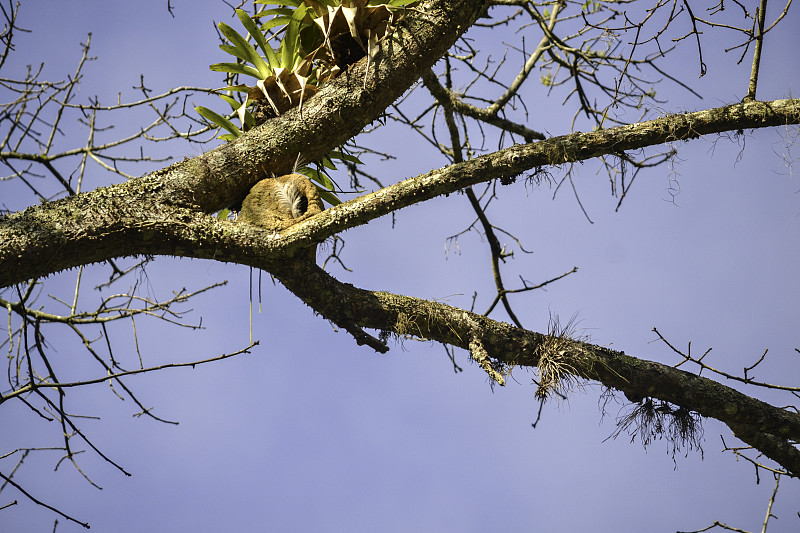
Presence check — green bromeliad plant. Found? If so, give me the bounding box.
[196,1,415,208]
[256,0,417,81]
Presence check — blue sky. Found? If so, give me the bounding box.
[2,1,799,531]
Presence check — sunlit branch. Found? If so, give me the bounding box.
[744,0,768,101]
[2,99,799,288]
[0,342,258,404]
[487,1,562,115]
[267,258,800,474]
[654,327,800,393]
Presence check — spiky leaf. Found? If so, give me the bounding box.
[236,9,279,69]
[298,166,337,192]
[196,106,242,137]
[218,21,272,78]
[210,62,264,79]
[328,150,364,165]
[280,4,308,69]
[221,84,251,93]
[219,94,242,111]
[219,44,252,62]
[255,0,301,6]
[320,156,337,170]
[260,16,294,33]
[254,7,295,18]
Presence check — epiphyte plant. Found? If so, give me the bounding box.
[196,1,415,208]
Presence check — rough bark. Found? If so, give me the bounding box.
[151,0,491,213]
[1,99,798,288]
[0,0,489,286]
[269,259,800,476]
[1,0,798,478]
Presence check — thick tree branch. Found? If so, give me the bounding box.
[239,98,800,251]
[3,2,799,527]
[1,98,798,288]
[149,0,491,213]
[6,193,798,471]
[269,259,800,476]
[16,198,797,475]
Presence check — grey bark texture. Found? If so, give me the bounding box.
[1,0,799,476]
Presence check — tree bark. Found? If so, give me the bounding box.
[1,0,798,478]
[270,259,800,476]
[1,99,798,288]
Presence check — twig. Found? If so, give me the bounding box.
[744,0,768,101]
[0,470,89,529]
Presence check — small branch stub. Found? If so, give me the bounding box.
[469,336,505,386]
